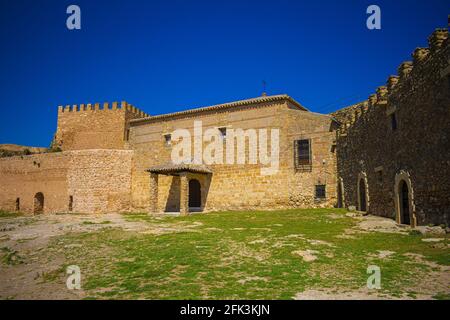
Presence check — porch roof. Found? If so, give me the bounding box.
[146,163,213,175]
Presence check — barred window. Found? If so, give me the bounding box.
[294,139,311,170]
[315,185,326,199]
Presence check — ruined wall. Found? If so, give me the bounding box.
[129,98,337,212]
[0,152,70,213]
[54,101,148,151]
[335,29,450,226]
[0,150,133,214]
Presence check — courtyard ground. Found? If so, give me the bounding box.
[0,209,448,300]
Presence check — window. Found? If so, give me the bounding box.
[15,198,20,212]
[377,170,383,183]
[315,185,326,199]
[294,139,312,170]
[69,196,73,212]
[125,129,130,141]
[218,127,227,139]
[164,134,172,146]
[391,113,397,130]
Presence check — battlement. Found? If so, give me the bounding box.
[54,100,150,151]
[57,101,149,118]
[336,28,449,136]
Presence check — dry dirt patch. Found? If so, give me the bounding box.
[0,213,202,299]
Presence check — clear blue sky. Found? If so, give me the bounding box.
[0,0,448,147]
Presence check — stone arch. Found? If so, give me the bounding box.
[34,192,44,214]
[337,177,345,208]
[394,170,417,227]
[188,179,201,209]
[356,172,369,212]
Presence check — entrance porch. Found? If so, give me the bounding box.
[147,163,212,215]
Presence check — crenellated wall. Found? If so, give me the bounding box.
[54,101,149,151]
[1,28,447,219]
[334,28,450,226]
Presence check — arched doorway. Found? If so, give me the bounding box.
[188,179,201,209]
[394,170,416,227]
[34,192,44,214]
[358,179,367,211]
[399,180,410,225]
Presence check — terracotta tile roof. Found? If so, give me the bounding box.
[131,94,306,125]
[147,163,213,175]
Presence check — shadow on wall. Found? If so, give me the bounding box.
[163,174,212,213]
[165,177,180,212]
[199,174,212,211]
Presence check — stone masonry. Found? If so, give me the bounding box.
[0,27,448,227]
[333,28,450,226]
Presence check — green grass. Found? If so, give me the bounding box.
[1,247,25,265]
[0,210,24,218]
[82,220,112,225]
[47,209,449,300]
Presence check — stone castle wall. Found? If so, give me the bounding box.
[0,150,133,214]
[1,29,447,219]
[334,29,450,226]
[54,101,148,151]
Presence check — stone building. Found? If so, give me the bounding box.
[0,95,338,215]
[333,28,449,227]
[0,28,448,226]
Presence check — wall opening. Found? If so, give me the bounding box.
[358,178,367,211]
[394,170,417,227]
[34,192,44,214]
[164,134,172,146]
[188,179,201,208]
[337,182,343,208]
[15,198,20,212]
[399,180,411,225]
[69,195,73,212]
[315,185,326,199]
[390,113,398,130]
[294,139,312,172]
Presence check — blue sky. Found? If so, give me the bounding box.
[0,0,448,147]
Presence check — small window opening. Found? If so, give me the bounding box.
[15,198,20,211]
[391,113,397,130]
[69,196,73,212]
[125,129,130,141]
[164,134,172,146]
[294,139,312,171]
[218,127,227,139]
[315,185,326,199]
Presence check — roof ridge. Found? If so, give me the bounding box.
[130,94,306,125]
